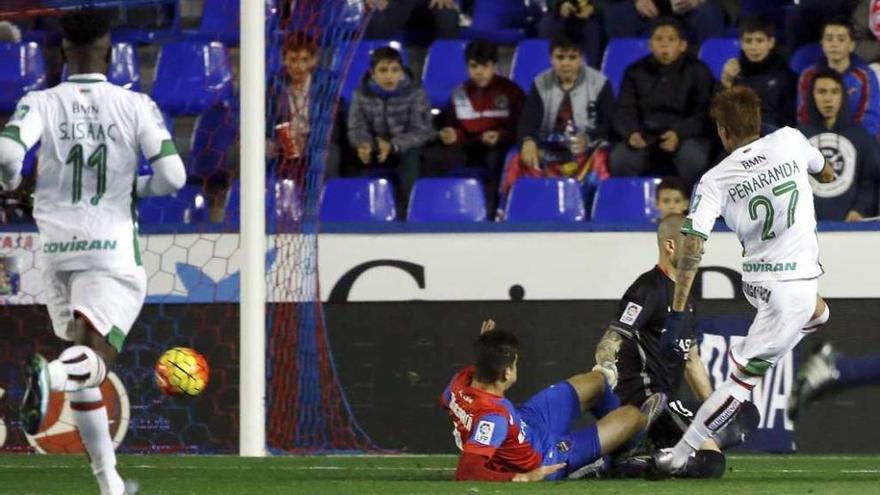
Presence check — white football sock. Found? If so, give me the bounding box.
[669,377,753,469]
[69,387,124,495]
[48,345,107,392]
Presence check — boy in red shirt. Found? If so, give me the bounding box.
[441,320,666,481]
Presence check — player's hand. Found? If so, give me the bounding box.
[480,319,496,334]
[560,1,576,18]
[439,127,458,145]
[512,463,566,482]
[481,130,501,146]
[592,362,618,389]
[846,210,865,222]
[521,139,541,168]
[628,132,647,150]
[635,0,659,18]
[660,310,687,361]
[377,138,393,163]
[659,130,679,153]
[720,58,740,88]
[357,142,373,164]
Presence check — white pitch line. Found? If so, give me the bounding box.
[0,464,457,472]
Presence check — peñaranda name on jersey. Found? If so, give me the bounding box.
[43,239,117,254]
[728,160,800,202]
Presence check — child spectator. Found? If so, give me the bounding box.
[500,33,614,217]
[347,46,434,211]
[799,68,880,221]
[537,0,603,68]
[433,39,525,210]
[655,175,689,219]
[603,0,724,44]
[797,19,880,138]
[720,15,797,130]
[609,17,714,188]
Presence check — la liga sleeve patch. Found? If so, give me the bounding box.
[619,302,643,326]
[473,420,496,446]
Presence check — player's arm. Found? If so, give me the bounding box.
[812,160,835,184]
[593,327,624,388]
[0,95,43,191]
[135,96,185,197]
[684,345,713,402]
[800,129,834,183]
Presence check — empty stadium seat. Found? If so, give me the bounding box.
[462,0,528,45]
[422,40,469,109]
[340,40,407,104]
[113,1,181,44]
[790,43,822,74]
[320,178,396,222]
[188,0,240,45]
[151,41,233,116]
[189,101,238,182]
[407,178,486,222]
[699,38,740,81]
[504,178,586,222]
[601,38,649,97]
[510,39,550,91]
[591,177,661,222]
[0,42,46,113]
[137,184,203,225]
[62,42,140,91]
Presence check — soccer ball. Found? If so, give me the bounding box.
[154,347,210,397]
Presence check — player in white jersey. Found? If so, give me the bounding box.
[11,10,185,495]
[651,86,835,477]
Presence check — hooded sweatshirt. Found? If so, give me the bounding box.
[347,68,434,153]
[798,77,880,220]
[797,57,880,138]
[732,51,797,128]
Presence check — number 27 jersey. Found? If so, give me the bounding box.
[5,74,175,271]
[684,127,825,282]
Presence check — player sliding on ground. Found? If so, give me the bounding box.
[11,9,185,495]
[593,213,758,478]
[651,85,834,477]
[441,319,666,481]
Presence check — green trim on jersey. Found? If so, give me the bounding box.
[107,326,126,352]
[148,140,178,164]
[743,358,773,377]
[68,78,105,84]
[0,125,27,153]
[681,218,709,241]
[133,226,142,266]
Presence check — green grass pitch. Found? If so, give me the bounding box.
[0,454,878,494]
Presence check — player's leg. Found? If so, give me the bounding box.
[566,371,620,419]
[656,279,815,474]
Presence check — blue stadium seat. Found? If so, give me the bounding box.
[224,178,303,227]
[407,178,487,222]
[462,0,528,45]
[340,40,407,104]
[62,43,140,91]
[0,42,46,113]
[190,101,238,182]
[699,38,740,81]
[137,184,203,225]
[151,41,233,116]
[591,177,661,222]
[510,39,550,92]
[504,178,586,222]
[320,178,397,222]
[113,1,181,44]
[187,0,240,45]
[422,40,469,109]
[790,43,823,74]
[601,38,650,97]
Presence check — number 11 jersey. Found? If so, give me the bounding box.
[4,73,175,272]
[683,126,825,282]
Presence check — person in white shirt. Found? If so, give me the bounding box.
[12,9,185,495]
[651,85,835,477]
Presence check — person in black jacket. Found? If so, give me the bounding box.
[720,16,797,131]
[609,17,714,188]
[799,68,880,221]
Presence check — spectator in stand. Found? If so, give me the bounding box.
[797,19,880,139]
[851,0,880,65]
[785,0,859,54]
[363,0,459,41]
[655,175,689,219]
[799,69,880,221]
[347,47,434,212]
[502,33,614,217]
[720,15,796,130]
[432,39,525,211]
[603,0,725,44]
[537,0,603,68]
[609,17,714,189]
